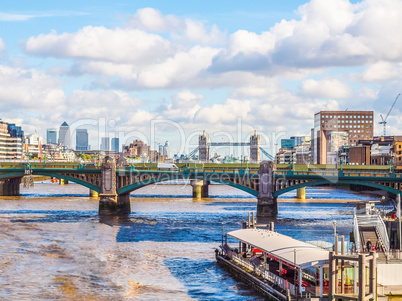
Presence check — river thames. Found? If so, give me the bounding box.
[0,181,380,300]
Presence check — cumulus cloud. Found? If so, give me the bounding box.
[25,26,175,65]
[211,0,402,72]
[301,78,353,98]
[0,65,66,111]
[127,7,226,45]
[361,61,400,82]
[127,7,182,32]
[0,38,5,52]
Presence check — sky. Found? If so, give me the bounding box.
[0,0,402,156]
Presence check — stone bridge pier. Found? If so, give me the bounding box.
[0,178,22,196]
[191,180,209,198]
[98,156,130,216]
[257,161,277,217]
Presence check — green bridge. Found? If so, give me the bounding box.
[0,158,401,216]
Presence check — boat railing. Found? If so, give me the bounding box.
[232,253,255,271]
[376,213,390,254]
[232,253,297,295]
[353,211,361,253]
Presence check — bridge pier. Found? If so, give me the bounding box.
[191,180,209,198]
[257,198,278,217]
[99,156,130,216]
[257,161,277,217]
[0,178,21,196]
[59,179,69,185]
[89,189,99,198]
[296,187,306,200]
[99,193,131,215]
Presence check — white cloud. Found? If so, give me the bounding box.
[361,61,400,82]
[128,8,226,45]
[0,65,66,111]
[25,26,174,65]
[66,90,142,120]
[127,7,182,32]
[0,12,36,21]
[301,78,353,98]
[0,38,5,52]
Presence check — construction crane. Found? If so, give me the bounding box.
[379,93,401,136]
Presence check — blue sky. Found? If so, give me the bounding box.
[0,0,401,155]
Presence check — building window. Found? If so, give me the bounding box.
[326,125,328,128]
[350,140,353,142]
[370,120,372,123]
[338,116,340,118]
[370,125,372,128]
[342,125,344,128]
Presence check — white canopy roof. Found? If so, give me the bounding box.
[227,228,329,269]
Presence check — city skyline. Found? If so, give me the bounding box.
[1,0,402,153]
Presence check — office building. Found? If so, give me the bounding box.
[111,138,119,152]
[313,111,374,164]
[76,129,89,151]
[101,137,110,151]
[162,141,170,158]
[47,128,57,145]
[58,122,70,148]
[281,139,296,149]
[0,121,23,160]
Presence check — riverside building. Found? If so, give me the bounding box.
[0,121,24,160]
[313,111,374,164]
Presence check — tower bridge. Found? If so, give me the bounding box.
[189,130,274,162]
[0,158,402,216]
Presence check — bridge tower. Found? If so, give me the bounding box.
[199,130,210,163]
[257,161,277,217]
[99,156,130,215]
[250,130,260,163]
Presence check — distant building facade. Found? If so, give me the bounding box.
[101,137,110,151]
[76,129,89,151]
[111,138,119,152]
[58,122,70,148]
[0,121,24,160]
[24,133,45,159]
[313,111,374,164]
[46,128,57,145]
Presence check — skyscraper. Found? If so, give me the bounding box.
[111,137,119,152]
[46,128,57,145]
[76,129,89,151]
[58,122,70,148]
[162,141,170,158]
[101,137,110,151]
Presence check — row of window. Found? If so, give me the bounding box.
[323,120,373,124]
[324,125,373,129]
[323,115,372,119]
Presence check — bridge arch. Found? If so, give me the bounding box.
[117,176,258,197]
[273,179,402,198]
